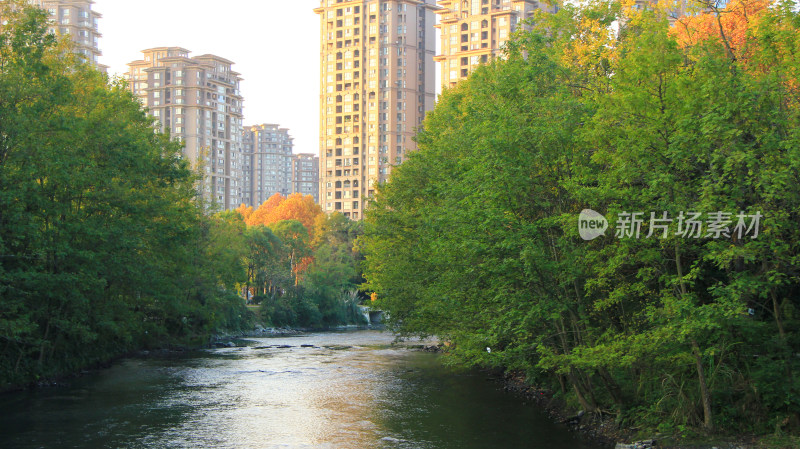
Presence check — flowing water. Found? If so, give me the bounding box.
[0,330,605,449]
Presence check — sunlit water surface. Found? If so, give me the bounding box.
[0,330,604,449]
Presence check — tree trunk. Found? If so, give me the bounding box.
[569,370,597,412]
[579,368,600,411]
[14,347,24,375]
[38,318,51,368]
[770,290,795,382]
[678,245,714,430]
[48,334,59,363]
[558,374,567,395]
[692,338,714,432]
[714,8,736,62]
[598,367,626,410]
[771,290,787,341]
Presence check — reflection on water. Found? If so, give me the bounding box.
[0,330,604,449]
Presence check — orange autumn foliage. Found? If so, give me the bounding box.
[671,0,770,61]
[267,193,325,233]
[246,193,285,228]
[244,193,324,235]
[235,204,254,222]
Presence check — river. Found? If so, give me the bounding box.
[0,330,605,449]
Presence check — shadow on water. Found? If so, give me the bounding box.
[0,330,606,449]
[371,353,600,449]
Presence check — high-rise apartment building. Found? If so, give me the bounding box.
[126,47,245,210]
[33,0,107,71]
[241,124,294,207]
[292,154,321,204]
[434,0,556,88]
[315,0,437,220]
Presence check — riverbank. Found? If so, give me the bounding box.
[211,325,304,342]
[210,323,390,343]
[494,371,797,449]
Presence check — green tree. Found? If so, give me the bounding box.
[205,211,248,291]
[361,0,800,437]
[244,225,285,301]
[0,0,251,389]
[303,213,365,326]
[270,219,311,286]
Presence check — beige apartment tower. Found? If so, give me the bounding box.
[241,124,294,207]
[34,0,107,71]
[292,154,321,204]
[434,0,557,88]
[315,0,437,220]
[126,48,245,210]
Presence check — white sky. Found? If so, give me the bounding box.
[94,0,323,156]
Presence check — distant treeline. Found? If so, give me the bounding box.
[230,196,368,329]
[361,0,800,439]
